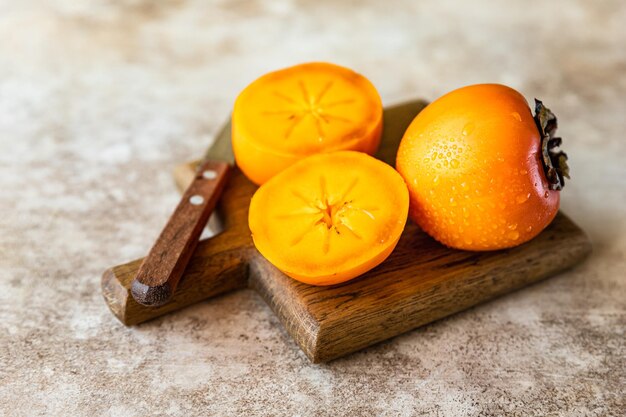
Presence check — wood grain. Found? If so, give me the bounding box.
[102,99,591,361]
[249,212,591,362]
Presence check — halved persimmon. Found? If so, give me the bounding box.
[248,151,409,286]
[232,62,383,185]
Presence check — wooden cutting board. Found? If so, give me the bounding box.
[102,100,592,363]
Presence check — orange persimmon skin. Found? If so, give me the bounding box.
[396,84,559,251]
[249,151,409,286]
[232,62,382,185]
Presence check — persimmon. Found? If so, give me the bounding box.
[248,151,409,285]
[232,62,383,185]
[396,84,569,251]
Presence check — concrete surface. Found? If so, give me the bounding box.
[0,0,624,416]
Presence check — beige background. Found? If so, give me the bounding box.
[0,0,624,416]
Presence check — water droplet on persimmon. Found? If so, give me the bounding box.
[507,230,520,240]
[462,122,475,136]
[516,193,530,204]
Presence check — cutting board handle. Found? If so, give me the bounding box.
[130,160,230,307]
[102,226,250,325]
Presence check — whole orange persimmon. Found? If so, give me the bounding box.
[396,84,569,251]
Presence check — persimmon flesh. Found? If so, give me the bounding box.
[396,84,569,251]
[249,151,409,285]
[232,62,382,185]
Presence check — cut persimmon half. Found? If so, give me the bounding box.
[248,151,409,286]
[232,62,383,185]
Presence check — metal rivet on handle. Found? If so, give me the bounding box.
[189,195,204,205]
[203,170,217,180]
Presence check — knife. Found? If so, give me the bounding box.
[130,124,232,307]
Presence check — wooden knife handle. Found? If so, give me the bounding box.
[130,160,230,306]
